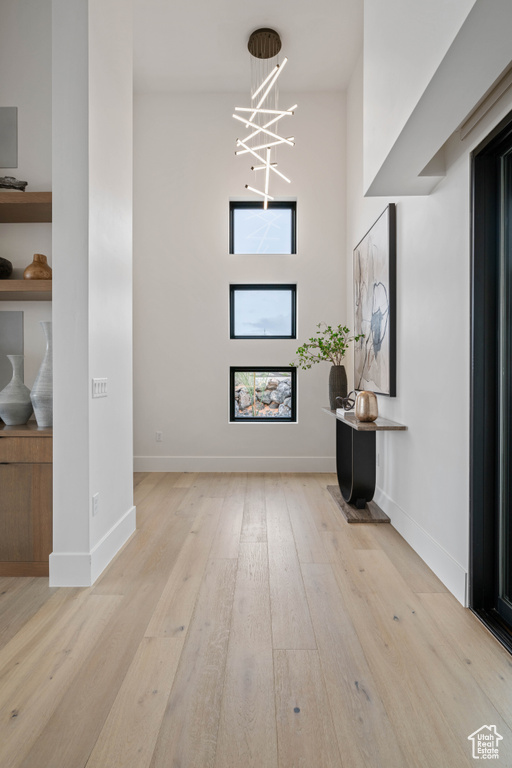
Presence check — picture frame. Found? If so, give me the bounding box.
[353,203,396,397]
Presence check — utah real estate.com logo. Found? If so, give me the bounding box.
[468,725,503,760]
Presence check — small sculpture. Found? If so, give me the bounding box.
[336,391,356,411]
[0,257,13,279]
[0,176,28,191]
[23,254,52,280]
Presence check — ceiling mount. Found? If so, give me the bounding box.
[247,28,282,60]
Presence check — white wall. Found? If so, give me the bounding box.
[133,91,346,472]
[0,0,52,386]
[363,0,512,196]
[51,0,134,587]
[347,52,512,605]
[364,0,475,192]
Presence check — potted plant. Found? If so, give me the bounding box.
[291,323,364,409]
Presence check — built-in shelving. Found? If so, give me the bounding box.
[0,191,52,300]
[0,191,52,223]
[0,280,52,301]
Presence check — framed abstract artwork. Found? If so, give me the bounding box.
[353,204,396,396]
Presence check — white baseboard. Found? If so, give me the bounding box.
[134,455,336,473]
[49,505,136,587]
[90,505,136,584]
[374,487,468,606]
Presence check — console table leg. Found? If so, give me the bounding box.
[336,418,376,505]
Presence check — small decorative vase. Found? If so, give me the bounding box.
[329,365,347,410]
[0,355,33,425]
[23,253,52,280]
[355,390,378,422]
[31,321,53,427]
[0,257,13,279]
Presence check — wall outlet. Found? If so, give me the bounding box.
[92,493,100,517]
[155,431,163,442]
[92,378,108,398]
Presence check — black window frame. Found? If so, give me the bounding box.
[229,201,297,255]
[229,284,297,340]
[229,366,297,423]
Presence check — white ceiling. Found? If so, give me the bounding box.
[133,0,363,93]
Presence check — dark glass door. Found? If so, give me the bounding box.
[497,151,512,627]
[471,111,512,652]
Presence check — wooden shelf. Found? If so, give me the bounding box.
[0,422,52,438]
[0,191,52,223]
[0,280,52,301]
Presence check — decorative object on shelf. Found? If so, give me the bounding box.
[336,391,356,411]
[354,203,397,396]
[31,321,52,427]
[233,28,296,209]
[0,257,12,279]
[292,323,364,410]
[0,175,27,191]
[23,253,52,280]
[0,354,33,425]
[355,390,378,422]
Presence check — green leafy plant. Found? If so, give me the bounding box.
[291,323,364,370]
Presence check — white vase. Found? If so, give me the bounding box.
[0,355,33,425]
[31,321,53,428]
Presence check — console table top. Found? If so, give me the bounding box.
[322,407,407,432]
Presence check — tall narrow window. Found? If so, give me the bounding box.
[230,284,296,339]
[229,201,296,254]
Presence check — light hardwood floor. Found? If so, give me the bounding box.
[1,472,511,768]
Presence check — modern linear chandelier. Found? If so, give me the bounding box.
[233,28,296,209]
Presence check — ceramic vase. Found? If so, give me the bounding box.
[355,390,378,422]
[0,355,33,425]
[31,321,53,427]
[23,253,52,280]
[328,365,348,410]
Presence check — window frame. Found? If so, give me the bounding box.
[229,201,297,255]
[229,366,297,423]
[229,283,297,340]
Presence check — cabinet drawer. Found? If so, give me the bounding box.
[0,437,52,463]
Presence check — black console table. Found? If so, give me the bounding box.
[323,408,407,524]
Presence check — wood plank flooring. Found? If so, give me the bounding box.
[1,472,511,768]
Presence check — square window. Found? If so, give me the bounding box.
[230,284,296,339]
[230,367,297,422]
[229,201,296,254]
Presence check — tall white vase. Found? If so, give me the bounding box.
[31,321,53,428]
[0,355,33,425]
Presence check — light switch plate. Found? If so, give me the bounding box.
[92,378,107,398]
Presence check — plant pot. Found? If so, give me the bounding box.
[0,355,33,425]
[329,365,347,410]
